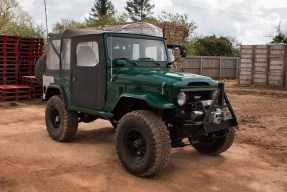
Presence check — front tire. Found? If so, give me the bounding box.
[115,110,171,177]
[190,127,235,156]
[45,95,78,142]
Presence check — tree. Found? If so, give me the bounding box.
[0,0,18,28]
[0,0,44,37]
[271,23,287,44]
[125,0,155,21]
[85,0,117,27]
[159,12,197,41]
[191,35,239,56]
[88,0,115,21]
[86,15,117,27]
[116,12,129,23]
[52,18,86,33]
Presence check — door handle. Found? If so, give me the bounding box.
[72,77,77,82]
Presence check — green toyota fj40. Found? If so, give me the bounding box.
[35,29,238,177]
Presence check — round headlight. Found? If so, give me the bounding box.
[177,92,187,106]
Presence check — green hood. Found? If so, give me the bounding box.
[114,68,218,87]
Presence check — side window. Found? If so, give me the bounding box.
[46,39,61,70]
[62,39,71,70]
[76,41,99,67]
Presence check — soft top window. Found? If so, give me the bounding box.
[46,39,61,70]
[76,41,99,67]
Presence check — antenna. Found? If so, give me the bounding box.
[43,0,49,37]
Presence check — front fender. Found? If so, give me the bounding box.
[119,93,175,109]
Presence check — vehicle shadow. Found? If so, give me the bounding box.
[161,149,226,177]
[73,125,226,177]
[74,126,115,144]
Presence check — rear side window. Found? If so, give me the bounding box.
[62,39,71,70]
[76,41,99,67]
[46,39,61,70]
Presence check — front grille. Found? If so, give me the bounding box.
[187,91,211,103]
[188,82,209,86]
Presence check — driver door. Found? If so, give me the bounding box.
[71,36,105,109]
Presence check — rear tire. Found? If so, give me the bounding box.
[34,54,47,85]
[190,127,235,156]
[116,110,171,177]
[45,95,78,142]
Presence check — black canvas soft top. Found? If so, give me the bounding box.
[48,28,164,41]
[48,29,106,40]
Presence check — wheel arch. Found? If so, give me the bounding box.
[112,93,175,120]
[45,84,68,107]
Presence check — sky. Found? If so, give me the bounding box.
[18,0,287,44]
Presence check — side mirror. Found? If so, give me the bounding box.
[180,46,187,57]
[167,48,175,63]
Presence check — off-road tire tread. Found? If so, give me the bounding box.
[192,127,235,156]
[46,95,78,142]
[34,53,47,85]
[216,128,236,154]
[116,110,171,177]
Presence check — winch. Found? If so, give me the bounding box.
[211,108,224,124]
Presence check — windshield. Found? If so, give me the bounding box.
[107,36,167,61]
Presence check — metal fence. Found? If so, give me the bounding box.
[183,56,240,80]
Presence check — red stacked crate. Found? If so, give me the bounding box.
[21,76,42,99]
[19,37,44,78]
[0,35,44,101]
[0,85,31,101]
[0,35,19,85]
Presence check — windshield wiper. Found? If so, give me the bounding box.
[138,57,154,61]
[138,58,161,66]
[113,58,138,65]
[153,61,161,66]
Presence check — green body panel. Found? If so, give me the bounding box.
[102,67,218,113]
[53,76,71,102]
[119,92,174,109]
[112,67,217,87]
[53,62,218,117]
[68,105,114,118]
[52,77,114,118]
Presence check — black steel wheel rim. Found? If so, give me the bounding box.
[126,130,146,160]
[51,109,60,128]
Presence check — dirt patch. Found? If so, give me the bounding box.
[0,85,287,191]
[226,86,287,165]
